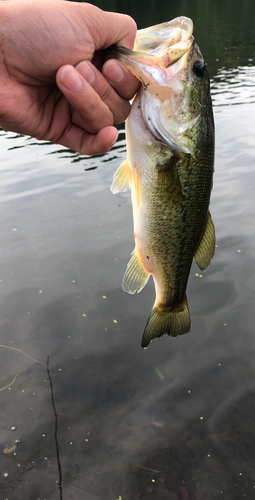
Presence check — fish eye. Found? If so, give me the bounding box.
[193,60,205,78]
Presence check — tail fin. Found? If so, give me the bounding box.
[141,295,190,348]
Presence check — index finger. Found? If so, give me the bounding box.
[104,12,137,49]
[86,8,137,51]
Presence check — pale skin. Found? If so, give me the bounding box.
[0,0,140,155]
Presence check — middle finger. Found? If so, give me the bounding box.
[76,61,131,124]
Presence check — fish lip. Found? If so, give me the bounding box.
[104,16,194,69]
[104,44,126,61]
[104,42,192,70]
[104,44,163,73]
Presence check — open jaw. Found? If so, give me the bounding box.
[126,46,199,155]
[106,17,200,154]
[115,16,194,70]
[116,18,199,153]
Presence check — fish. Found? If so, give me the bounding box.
[108,16,215,348]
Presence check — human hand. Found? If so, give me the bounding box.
[0,0,140,154]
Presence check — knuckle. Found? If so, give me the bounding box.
[126,15,137,33]
[98,83,113,103]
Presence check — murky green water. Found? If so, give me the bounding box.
[1,1,255,499]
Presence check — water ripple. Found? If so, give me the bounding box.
[3,128,127,171]
[211,65,255,106]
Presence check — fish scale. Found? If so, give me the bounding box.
[108,16,215,347]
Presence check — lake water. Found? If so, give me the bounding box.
[0,1,255,500]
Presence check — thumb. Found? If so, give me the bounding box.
[56,64,114,134]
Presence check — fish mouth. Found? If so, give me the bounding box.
[105,17,199,155]
[105,16,193,73]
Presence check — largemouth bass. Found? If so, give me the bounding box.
[109,17,215,348]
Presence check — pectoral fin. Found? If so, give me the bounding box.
[194,212,215,271]
[122,248,150,294]
[111,159,131,194]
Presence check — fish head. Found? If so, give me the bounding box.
[107,17,212,155]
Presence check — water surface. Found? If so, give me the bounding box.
[1,1,255,499]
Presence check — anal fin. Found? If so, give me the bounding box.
[122,248,150,294]
[111,159,131,194]
[194,211,215,271]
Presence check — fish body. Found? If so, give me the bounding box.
[110,17,215,347]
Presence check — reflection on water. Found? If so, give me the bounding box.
[1,20,255,500]
[211,65,255,106]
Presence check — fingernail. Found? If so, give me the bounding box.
[76,61,96,85]
[60,66,82,92]
[104,61,125,84]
